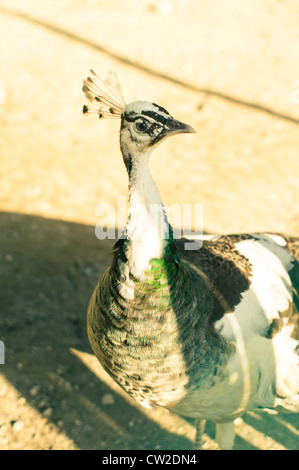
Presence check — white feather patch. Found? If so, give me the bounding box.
[215,237,299,412]
[217,238,293,341]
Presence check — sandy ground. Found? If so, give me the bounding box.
[0,0,298,450]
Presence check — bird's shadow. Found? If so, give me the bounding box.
[0,211,191,450]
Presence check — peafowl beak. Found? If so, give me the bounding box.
[163,118,196,138]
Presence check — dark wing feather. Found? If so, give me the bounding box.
[177,232,299,342]
[176,234,253,323]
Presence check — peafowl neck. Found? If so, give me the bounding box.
[123,148,171,279]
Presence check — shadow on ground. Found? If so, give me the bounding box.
[0,212,298,449]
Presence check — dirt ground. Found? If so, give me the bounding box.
[0,0,298,450]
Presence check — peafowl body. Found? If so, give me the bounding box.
[83,71,299,449]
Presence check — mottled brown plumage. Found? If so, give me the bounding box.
[88,234,235,411]
[177,236,252,322]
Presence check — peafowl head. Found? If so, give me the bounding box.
[82,70,195,171]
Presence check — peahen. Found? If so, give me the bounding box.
[82,70,299,450]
